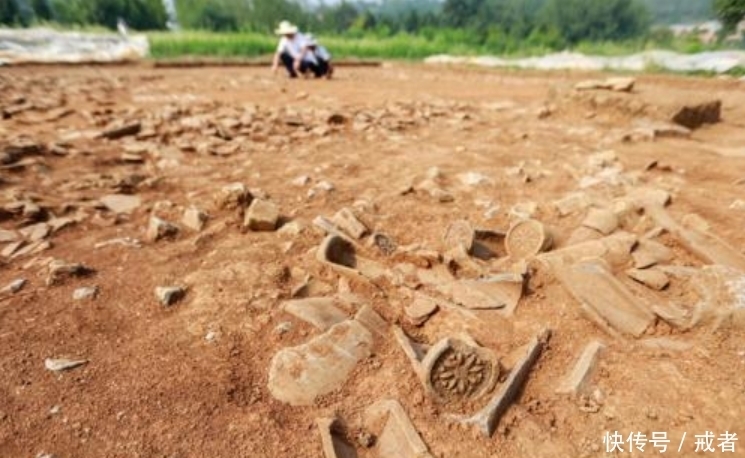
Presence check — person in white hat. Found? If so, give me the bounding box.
[299,34,333,79]
[272,20,308,78]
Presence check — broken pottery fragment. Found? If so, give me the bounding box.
[626,268,670,291]
[317,235,386,281]
[268,319,373,406]
[364,400,434,458]
[555,259,655,337]
[317,417,358,458]
[452,329,550,437]
[556,340,604,395]
[505,219,552,259]
[283,297,348,332]
[332,208,368,239]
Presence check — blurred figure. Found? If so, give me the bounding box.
[117,18,129,39]
[301,34,333,79]
[271,20,307,78]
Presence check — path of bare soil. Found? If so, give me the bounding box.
[1,64,744,458]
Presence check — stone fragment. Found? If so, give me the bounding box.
[19,222,50,242]
[582,208,619,235]
[73,286,98,301]
[0,229,19,243]
[556,340,604,395]
[44,358,87,372]
[632,239,674,269]
[216,182,251,210]
[575,77,635,92]
[364,400,434,458]
[626,268,670,291]
[2,278,26,294]
[331,208,368,239]
[317,418,358,458]
[553,192,591,217]
[102,122,141,140]
[244,198,279,231]
[671,100,721,129]
[404,294,439,326]
[283,297,348,331]
[100,194,141,214]
[443,220,474,254]
[47,260,92,286]
[146,216,179,242]
[182,206,208,231]
[555,259,655,337]
[155,286,185,306]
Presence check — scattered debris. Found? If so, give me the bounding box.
[44,358,87,372]
[46,260,93,286]
[627,268,670,291]
[317,417,358,458]
[100,194,141,214]
[581,208,619,235]
[102,121,141,140]
[73,286,99,301]
[365,400,434,458]
[146,216,179,242]
[244,198,279,231]
[155,286,185,306]
[556,340,604,395]
[575,77,635,92]
[331,208,368,239]
[182,206,208,231]
[268,319,373,406]
[555,259,655,337]
[2,278,26,294]
[404,294,439,326]
[671,99,721,129]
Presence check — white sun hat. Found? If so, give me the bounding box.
[275,20,299,35]
[305,34,318,46]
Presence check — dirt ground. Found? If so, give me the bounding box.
[1,63,745,458]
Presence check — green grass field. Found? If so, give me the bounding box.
[147,31,491,60]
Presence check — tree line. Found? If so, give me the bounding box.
[1,0,744,46]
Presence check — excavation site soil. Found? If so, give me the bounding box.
[1,63,744,458]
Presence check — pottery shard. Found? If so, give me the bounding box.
[216,183,251,210]
[331,208,368,239]
[505,219,552,259]
[671,100,721,130]
[182,206,208,231]
[102,122,141,140]
[283,297,348,331]
[581,208,619,235]
[556,259,655,337]
[364,400,434,458]
[632,239,674,269]
[268,320,373,406]
[100,194,141,214]
[443,220,474,253]
[626,268,670,291]
[556,340,604,395]
[243,199,278,231]
[405,294,439,326]
[317,418,358,458]
[146,216,179,242]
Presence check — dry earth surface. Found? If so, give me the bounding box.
[1,63,745,458]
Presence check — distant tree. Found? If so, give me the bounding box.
[541,0,650,43]
[0,0,21,25]
[442,0,486,28]
[715,0,745,31]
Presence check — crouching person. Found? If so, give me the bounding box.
[301,34,334,79]
[272,20,307,78]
